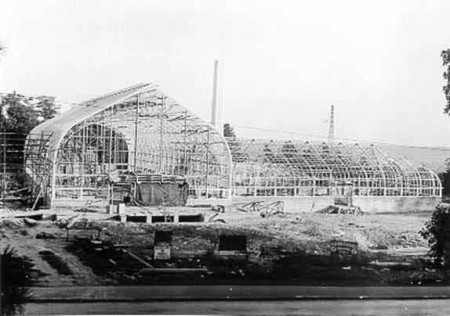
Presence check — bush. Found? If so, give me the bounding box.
[1,246,36,316]
[420,204,450,267]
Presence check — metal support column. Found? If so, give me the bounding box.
[134,95,140,172]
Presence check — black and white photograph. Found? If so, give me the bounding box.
[2,0,450,315]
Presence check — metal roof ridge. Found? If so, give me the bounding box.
[78,82,155,106]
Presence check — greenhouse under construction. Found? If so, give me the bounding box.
[25,83,442,213]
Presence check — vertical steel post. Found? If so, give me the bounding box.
[159,96,165,172]
[134,95,140,172]
[205,126,210,198]
[108,107,113,173]
[183,110,188,175]
[80,123,85,199]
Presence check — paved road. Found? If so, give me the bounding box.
[25,286,450,315]
[24,299,450,315]
[29,285,450,301]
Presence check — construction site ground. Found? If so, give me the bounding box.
[0,206,444,287]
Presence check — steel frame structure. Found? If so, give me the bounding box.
[27,84,232,205]
[227,139,442,198]
[25,83,441,207]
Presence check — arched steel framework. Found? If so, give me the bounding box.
[227,138,442,198]
[26,84,232,205]
[25,84,441,207]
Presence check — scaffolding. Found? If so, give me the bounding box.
[0,132,31,206]
[24,132,54,207]
[0,131,54,209]
[27,83,232,206]
[25,83,441,207]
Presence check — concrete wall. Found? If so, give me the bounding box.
[53,195,440,214]
[190,195,441,214]
[352,196,441,213]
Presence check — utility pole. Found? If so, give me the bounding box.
[327,105,335,144]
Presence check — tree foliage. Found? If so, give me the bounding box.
[36,96,59,121]
[0,93,59,135]
[223,123,236,139]
[420,204,450,267]
[1,245,36,316]
[441,49,450,114]
[438,158,450,196]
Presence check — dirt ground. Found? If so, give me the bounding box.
[0,207,435,286]
[0,217,104,286]
[216,210,429,251]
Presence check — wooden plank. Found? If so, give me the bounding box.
[123,250,154,269]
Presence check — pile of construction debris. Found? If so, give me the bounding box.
[317,205,364,215]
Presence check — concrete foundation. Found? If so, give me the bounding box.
[53,195,441,214]
[353,196,441,213]
[190,195,441,213]
[121,213,205,224]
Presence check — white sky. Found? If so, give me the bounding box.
[1,0,450,146]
